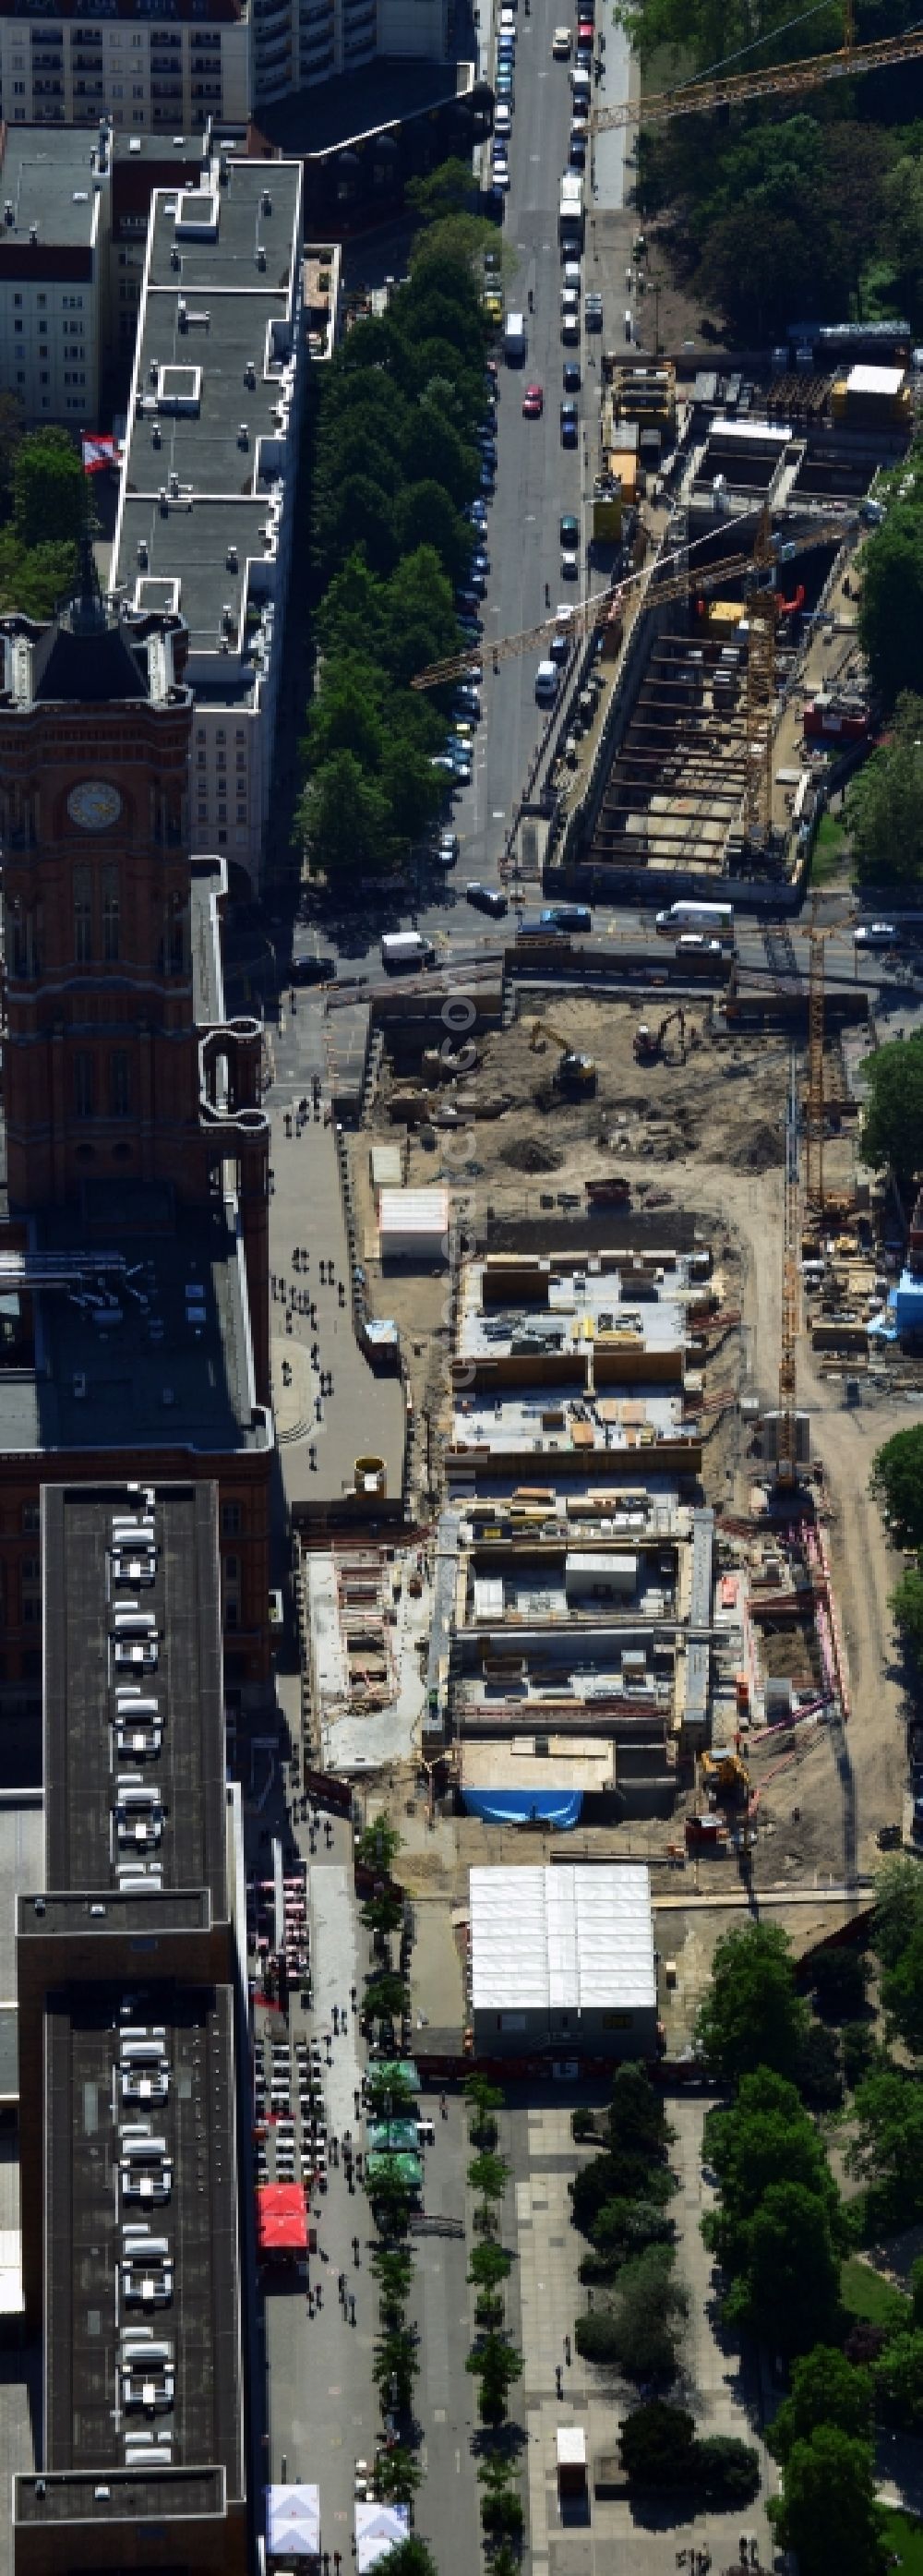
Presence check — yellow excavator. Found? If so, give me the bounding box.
[700,1749,751,1807]
[528,1017,596,1097]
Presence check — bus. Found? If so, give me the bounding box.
[655,900,735,943]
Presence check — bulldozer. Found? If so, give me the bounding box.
[633,1009,697,1065]
[528,1017,596,1097]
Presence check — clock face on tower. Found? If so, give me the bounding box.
[66,780,122,831]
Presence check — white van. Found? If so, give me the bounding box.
[534,660,559,703]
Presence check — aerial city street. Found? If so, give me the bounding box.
[0,0,922,2570]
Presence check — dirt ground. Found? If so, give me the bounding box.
[347,993,907,1959]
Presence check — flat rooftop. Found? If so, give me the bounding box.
[0,1188,266,1457]
[459,1258,688,1362]
[42,1483,227,1909]
[469,1862,656,2016]
[44,1980,242,2486]
[114,155,301,671]
[460,1738,617,1794]
[451,1387,687,1453]
[0,127,102,249]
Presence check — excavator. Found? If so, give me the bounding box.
[528,1017,597,1097]
[633,1009,698,1065]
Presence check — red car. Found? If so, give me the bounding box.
[578,15,593,34]
[522,382,544,417]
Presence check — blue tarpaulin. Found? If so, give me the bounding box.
[461,1788,583,1829]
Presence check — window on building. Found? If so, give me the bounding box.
[21,1557,41,1625]
[15,373,23,385]
[102,862,119,963]
[39,372,48,386]
[217,804,227,823]
[237,804,246,824]
[216,728,225,743]
[12,901,42,981]
[13,293,21,308]
[198,801,208,821]
[235,752,246,770]
[20,1503,39,1535]
[235,728,245,741]
[223,1552,240,1630]
[74,1052,95,1119]
[37,293,45,309]
[74,862,91,963]
[13,321,22,336]
[197,750,206,766]
[108,1050,130,1118]
[222,1501,241,1536]
[216,751,225,770]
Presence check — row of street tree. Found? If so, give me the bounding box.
[294,171,497,892]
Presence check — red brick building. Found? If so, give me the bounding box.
[0,577,273,1709]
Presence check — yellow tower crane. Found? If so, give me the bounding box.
[589,6,923,136]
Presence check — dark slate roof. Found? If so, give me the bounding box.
[31,618,148,705]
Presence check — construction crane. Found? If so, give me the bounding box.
[529,1017,597,1094]
[777,1051,801,1490]
[590,7,923,135]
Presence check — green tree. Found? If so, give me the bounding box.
[464,2074,504,2149]
[871,1423,923,1547]
[769,2426,887,2576]
[356,1817,402,1875]
[365,1971,410,2025]
[911,2255,923,2327]
[468,2152,509,2204]
[373,2327,419,2415]
[392,479,472,588]
[571,2148,676,2238]
[723,2180,843,2356]
[873,1854,923,1967]
[890,1566,923,1658]
[809,1943,870,2022]
[694,1922,809,2084]
[768,2345,873,2462]
[875,2327,923,2427]
[859,484,923,710]
[480,2488,524,2543]
[591,2197,675,2261]
[465,2332,523,2427]
[372,2539,438,2576]
[846,693,923,887]
[366,2070,417,2124]
[608,2059,672,2159]
[703,2069,842,2252]
[576,2245,688,2381]
[468,2241,513,2291]
[618,2399,696,2487]
[881,1928,923,2054]
[13,426,85,551]
[848,2060,923,2218]
[366,2166,414,2241]
[692,2435,761,2503]
[296,750,391,887]
[372,2446,423,2503]
[0,531,79,621]
[406,158,480,227]
[370,2245,414,2313]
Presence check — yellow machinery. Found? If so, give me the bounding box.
[529,1018,597,1096]
[701,1750,751,1804]
[589,4,923,136]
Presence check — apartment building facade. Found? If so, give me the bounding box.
[0,0,248,139]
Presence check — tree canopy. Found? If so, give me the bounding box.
[859,1039,923,1195]
[846,692,923,885]
[694,1921,809,2084]
[768,2345,873,2462]
[299,240,491,888]
[847,2059,923,2221]
[860,471,923,711]
[871,1423,923,1547]
[13,426,85,553]
[769,2426,887,2576]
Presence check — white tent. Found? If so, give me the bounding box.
[354,2500,411,2570]
[266,2484,321,2558]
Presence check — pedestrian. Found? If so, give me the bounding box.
[349,2294,355,2326]
[564,2334,571,2366]
[351,1985,357,2009]
[353,2234,360,2265]
[307,2287,314,2316]
[354,2087,361,2117]
[335,2552,342,2573]
[338,2270,345,2302]
[440,2093,448,2120]
[555,2365,563,2399]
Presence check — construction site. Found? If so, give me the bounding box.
[288,935,921,2051]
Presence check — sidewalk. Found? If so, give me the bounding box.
[267,1100,405,1514]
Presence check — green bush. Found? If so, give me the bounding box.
[619,2400,696,2489]
[691,2435,761,2504]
